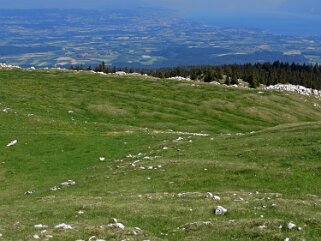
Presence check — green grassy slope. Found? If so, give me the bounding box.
[0,69,321,241]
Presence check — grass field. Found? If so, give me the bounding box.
[0,69,321,241]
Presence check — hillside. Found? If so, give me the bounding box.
[0,69,321,241]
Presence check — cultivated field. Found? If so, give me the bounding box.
[0,69,321,240]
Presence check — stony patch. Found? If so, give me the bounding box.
[266,84,321,98]
[54,223,73,230]
[179,221,212,231]
[51,180,76,191]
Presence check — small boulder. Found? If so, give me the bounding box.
[54,223,73,230]
[107,218,125,230]
[206,192,213,198]
[34,224,48,229]
[33,234,40,239]
[206,192,221,201]
[213,195,221,201]
[215,206,227,215]
[288,221,296,230]
[6,140,17,147]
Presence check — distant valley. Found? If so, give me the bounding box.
[1,8,321,68]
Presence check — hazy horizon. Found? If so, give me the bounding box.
[1,0,321,36]
[1,0,320,16]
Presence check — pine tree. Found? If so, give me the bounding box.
[225,76,231,85]
[248,73,259,88]
[231,72,239,85]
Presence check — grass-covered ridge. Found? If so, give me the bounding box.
[0,69,321,241]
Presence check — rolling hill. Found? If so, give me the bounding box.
[0,69,321,240]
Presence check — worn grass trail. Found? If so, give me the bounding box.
[0,69,321,240]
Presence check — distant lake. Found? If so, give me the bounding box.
[187,13,321,36]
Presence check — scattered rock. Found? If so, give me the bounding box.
[214,206,227,215]
[6,140,17,147]
[179,221,212,231]
[51,180,76,191]
[288,221,296,230]
[96,71,107,75]
[168,76,191,81]
[34,224,48,229]
[0,63,21,69]
[206,192,221,201]
[88,236,106,241]
[77,210,85,215]
[175,137,184,141]
[63,180,76,186]
[33,234,40,239]
[266,84,321,98]
[54,223,73,230]
[107,219,125,229]
[50,186,60,191]
[115,71,127,76]
[206,192,213,198]
[132,227,142,235]
[213,195,221,201]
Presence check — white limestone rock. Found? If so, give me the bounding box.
[6,140,17,147]
[54,223,73,230]
[287,221,296,230]
[34,224,48,229]
[215,206,227,215]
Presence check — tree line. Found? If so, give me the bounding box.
[70,61,321,90]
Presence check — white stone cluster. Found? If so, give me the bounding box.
[168,76,191,81]
[266,84,321,97]
[0,63,21,69]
